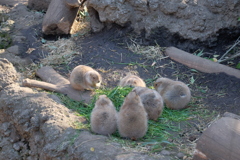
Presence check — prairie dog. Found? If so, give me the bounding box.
[90,95,117,135]
[154,78,191,110]
[134,86,164,121]
[117,90,148,140]
[70,65,102,91]
[119,74,146,87]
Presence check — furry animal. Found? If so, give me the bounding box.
[117,90,148,140]
[70,65,102,91]
[154,77,191,110]
[90,95,117,135]
[119,74,146,87]
[134,86,164,121]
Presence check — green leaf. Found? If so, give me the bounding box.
[190,76,195,84]
[236,63,240,69]
[196,50,204,57]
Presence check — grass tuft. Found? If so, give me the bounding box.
[55,86,215,153]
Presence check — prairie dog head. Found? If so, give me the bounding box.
[127,89,142,105]
[96,95,111,107]
[86,71,102,87]
[120,75,146,87]
[154,78,173,93]
[125,78,138,87]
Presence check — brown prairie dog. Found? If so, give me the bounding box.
[154,77,191,110]
[134,86,164,121]
[90,95,117,135]
[70,65,102,91]
[117,90,148,140]
[119,74,146,87]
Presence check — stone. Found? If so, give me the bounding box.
[13,143,20,151]
[177,152,185,159]
[160,150,171,156]
[0,58,19,90]
[86,0,240,41]
[28,0,52,11]
[6,45,19,55]
[0,83,158,159]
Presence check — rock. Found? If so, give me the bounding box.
[0,51,32,68]
[0,83,158,159]
[0,138,21,159]
[177,152,185,159]
[12,35,26,43]
[0,0,27,6]
[13,143,21,151]
[0,58,19,90]
[28,0,52,11]
[6,45,19,55]
[86,0,240,41]
[160,150,171,156]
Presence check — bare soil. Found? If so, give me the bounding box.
[1,1,240,159]
[56,26,240,115]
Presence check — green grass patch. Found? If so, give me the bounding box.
[55,86,213,152]
[0,31,12,49]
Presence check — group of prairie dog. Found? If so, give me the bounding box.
[69,65,191,139]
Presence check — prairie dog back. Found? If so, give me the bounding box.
[119,74,146,87]
[154,78,191,110]
[70,65,102,91]
[134,87,164,121]
[117,90,148,140]
[90,95,117,135]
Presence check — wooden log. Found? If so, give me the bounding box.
[193,117,240,160]
[165,47,240,79]
[36,66,69,86]
[22,66,93,104]
[42,0,81,35]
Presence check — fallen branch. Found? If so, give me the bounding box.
[218,52,240,63]
[22,66,93,104]
[218,36,240,62]
[165,47,240,79]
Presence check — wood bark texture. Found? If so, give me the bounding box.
[193,116,240,160]
[42,0,80,35]
[165,47,240,79]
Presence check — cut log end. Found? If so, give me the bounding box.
[42,0,79,35]
[193,116,240,160]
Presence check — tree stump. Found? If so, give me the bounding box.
[193,115,240,160]
[42,0,82,35]
[22,66,93,104]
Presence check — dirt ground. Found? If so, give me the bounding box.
[17,23,240,115]
[1,1,240,159]
[56,27,240,115]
